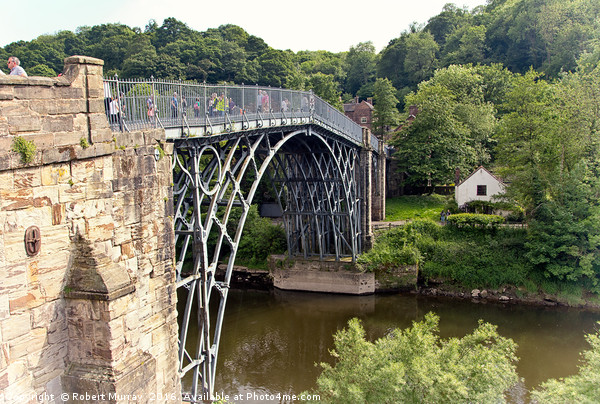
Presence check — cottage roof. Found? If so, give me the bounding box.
[457,166,505,188]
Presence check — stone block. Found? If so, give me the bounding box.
[8,115,42,133]
[88,112,110,131]
[0,102,31,117]
[86,181,113,200]
[53,87,84,100]
[32,185,58,208]
[0,87,14,100]
[1,311,31,341]
[58,183,85,204]
[53,131,81,147]
[0,170,14,189]
[14,86,55,100]
[0,292,9,320]
[31,299,65,329]
[90,128,114,144]
[71,159,95,183]
[30,98,87,115]
[41,163,69,186]
[13,166,41,189]
[0,187,33,211]
[87,98,105,114]
[9,289,44,313]
[86,216,115,242]
[42,115,74,133]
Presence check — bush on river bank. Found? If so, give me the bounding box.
[359,219,599,303]
[359,219,532,289]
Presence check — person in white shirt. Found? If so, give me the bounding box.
[7,56,27,77]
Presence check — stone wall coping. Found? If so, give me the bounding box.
[0,74,71,87]
[64,55,104,66]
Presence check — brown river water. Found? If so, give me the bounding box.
[181,288,600,403]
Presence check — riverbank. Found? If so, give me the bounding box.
[416,282,600,311]
[221,263,600,311]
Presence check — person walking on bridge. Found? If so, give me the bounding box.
[171,92,178,119]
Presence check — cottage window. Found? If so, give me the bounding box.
[477,185,487,196]
[360,117,367,123]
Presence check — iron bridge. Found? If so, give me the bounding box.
[104,77,382,401]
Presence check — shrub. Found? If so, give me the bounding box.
[236,205,286,267]
[446,213,505,228]
[12,136,36,164]
[531,326,600,403]
[303,313,518,404]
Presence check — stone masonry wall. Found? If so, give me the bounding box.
[0,57,181,403]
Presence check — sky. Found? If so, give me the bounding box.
[3,0,488,53]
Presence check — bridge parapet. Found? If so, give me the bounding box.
[102,77,380,149]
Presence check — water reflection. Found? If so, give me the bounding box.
[184,289,600,402]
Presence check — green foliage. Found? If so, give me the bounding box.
[304,313,518,404]
[531,326,600,403]
[372,77,400,138]
[344,42,377,96]
[385,194,449,222]
[446,213,505,228]
[234,205,287,268]
[525,162,600,288]
[362,218,530,288]
[393,65,497,186]
[11,136,36,164]
[79,137,90,149]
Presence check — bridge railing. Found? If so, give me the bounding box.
[103,76,371,146]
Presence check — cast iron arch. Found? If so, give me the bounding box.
[172,125,362,401]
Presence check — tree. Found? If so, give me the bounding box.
[525,162,600,285]
[425,3,471,48]
[494,69,559,214]
[404,31,439,86]
[257,49,299,88]
[304,313,518,404]
[344,42,377,96]
[393,65,496,186]
[442,24,488,67]
[531,326,600,403]
[306,73,343,110]
[372,78,400,139]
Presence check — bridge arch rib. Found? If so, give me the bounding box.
[172,125,362,400]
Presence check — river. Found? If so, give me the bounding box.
[181,288,600,403]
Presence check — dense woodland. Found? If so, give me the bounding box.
[3,0,600,290]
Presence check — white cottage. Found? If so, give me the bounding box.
[455,166,506,208]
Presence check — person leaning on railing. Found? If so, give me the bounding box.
[7,56,27,77]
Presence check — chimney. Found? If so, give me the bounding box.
[409,105,418,118]
[367,97,373,105]
[454,168,460,185]
[354,96,359,104]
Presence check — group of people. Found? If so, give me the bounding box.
[1,56,27,76]
[440,210,452,224]
[207,93,238,117]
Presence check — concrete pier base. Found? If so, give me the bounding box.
[268,255,375,295]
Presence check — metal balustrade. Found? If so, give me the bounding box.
[103,76,377,148]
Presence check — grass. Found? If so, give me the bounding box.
[385,194,451,222]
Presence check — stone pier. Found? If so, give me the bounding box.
[0,57,180,403]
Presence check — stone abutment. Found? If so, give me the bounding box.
[0,57,181,403]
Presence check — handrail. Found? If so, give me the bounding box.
[102,76,365,145]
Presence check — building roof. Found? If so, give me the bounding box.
[456,166,505,188]
[343,99,373,113]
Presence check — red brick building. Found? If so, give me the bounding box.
[343,97,374,130]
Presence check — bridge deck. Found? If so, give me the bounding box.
[103,77,379,150]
